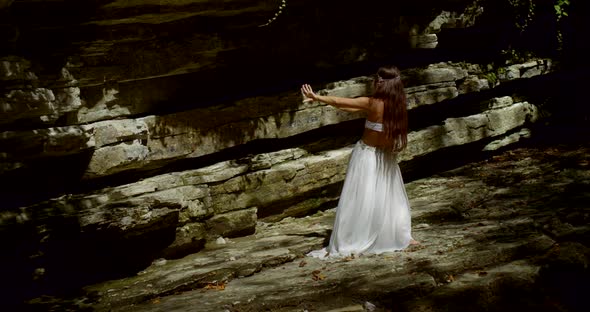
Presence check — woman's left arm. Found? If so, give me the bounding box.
[301,84,371,112]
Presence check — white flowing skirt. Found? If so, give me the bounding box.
[308,140,412,259]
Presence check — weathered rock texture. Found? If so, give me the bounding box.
[33,137,590,312]
[0,0,575,309]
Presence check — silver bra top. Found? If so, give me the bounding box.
[365,120,383,132]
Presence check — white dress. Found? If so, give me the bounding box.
[308,120,413,259]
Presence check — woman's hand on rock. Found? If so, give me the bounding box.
[301,84,317,102]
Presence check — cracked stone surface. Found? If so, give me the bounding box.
[47,134,590,312]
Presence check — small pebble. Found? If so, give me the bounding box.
[153,258,167,266]
[364,301,376,311]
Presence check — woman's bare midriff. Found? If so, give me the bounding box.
[361,128,391,149]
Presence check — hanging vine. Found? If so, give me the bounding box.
[498,0,571,59]
[259,0,287,27]
[554,0,570,50]
[507,0,536,33]
[554,0,569,21]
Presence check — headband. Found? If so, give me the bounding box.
[377,75,400,83]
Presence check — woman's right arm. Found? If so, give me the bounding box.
[338,106,364,112]
[301,84,371,112]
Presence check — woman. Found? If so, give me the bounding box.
[302,65,417,259]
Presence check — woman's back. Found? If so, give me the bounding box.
[362,99,392,148]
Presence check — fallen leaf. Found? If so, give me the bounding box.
[341,254,356,261]
[151,298,161,304]
[311,270,326,281]
[299,260,307,267]
[445,274,455,283]
[312,274,326,281]
[204,281,226,290]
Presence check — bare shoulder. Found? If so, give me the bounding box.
[368,97,384,112]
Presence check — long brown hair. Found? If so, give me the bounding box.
[371,65,408,152]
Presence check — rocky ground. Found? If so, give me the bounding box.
[29,128,590,312]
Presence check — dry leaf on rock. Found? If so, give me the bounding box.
[445,274,455,283]
[342,254,355,261]
[204,281,226,290]
[311,270,326,281]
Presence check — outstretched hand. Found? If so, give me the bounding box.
[301,84,317,103]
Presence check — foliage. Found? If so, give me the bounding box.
[501,48,535,65]
[553,0,570,49]
[504,0,569,30]
[508,0,536,33]
[554,0,569,22]
[505,0,570,50]
[259,0,287,27]
[482,0,570,64]
[484,72,498,86]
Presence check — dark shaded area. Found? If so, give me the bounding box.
[1,202,179,310]
[257,181,343,221]
[536,242,590,312]
[1,0,116,77]
[0,0,556,120]
[1,0,586,123]
[0,150,95,210]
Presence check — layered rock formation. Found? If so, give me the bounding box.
[0,0,574,308]
[31,133,590,312]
